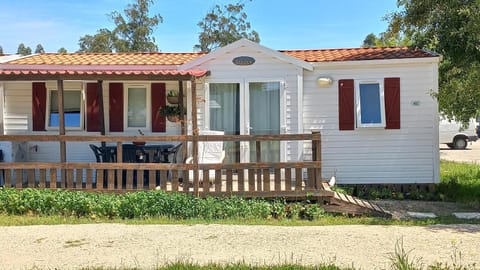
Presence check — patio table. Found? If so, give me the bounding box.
[103,143,180,163]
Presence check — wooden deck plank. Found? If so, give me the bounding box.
[285,168,292,191]
[226,169,233,193]
[215,169,221,192]
[295,168,302,191]
[248,169,255,191]
[274,168,281,192]
[39,169,46,188]
[238,169,244,192]
[263,169,270,192]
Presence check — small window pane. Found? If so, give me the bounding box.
[127,87,146,127]
[49,90,81,127]
[359,83,381,124]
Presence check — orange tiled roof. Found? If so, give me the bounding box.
[6,52,207,65]
[281,47,437,62]
[2,47,437,67]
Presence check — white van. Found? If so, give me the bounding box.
[439,116,478,149]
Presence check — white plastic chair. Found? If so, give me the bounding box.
[185,130,225,181]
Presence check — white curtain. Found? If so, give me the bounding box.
[209,83,240,163]
[249,82,280,162]
[127,87,146,128]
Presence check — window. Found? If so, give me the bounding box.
[47,90,83,129]
[355,81,385,128]
[126,86,148,128]
[338,78,400,131]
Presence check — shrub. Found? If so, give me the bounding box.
[0,188,326,221]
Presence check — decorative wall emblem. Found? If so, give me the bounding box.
[232,56,255,66]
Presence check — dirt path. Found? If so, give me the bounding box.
[1,223,479,270]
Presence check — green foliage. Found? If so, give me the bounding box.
[16,43,32,55]
[436,161,480,208]
[194,1,260,52]
[0,45,4,54]
[383,0,480,126]
[78,29,115,53]
[78,0,161,52]
[57,47,68,53]
[388,238,422,270]
[361,32,411,48]
[159,105,181,117]
[339,161,480,208]
[0,189,326,221]
[110,0,162,52]
[167,90,178,97]
[34,44,45,54]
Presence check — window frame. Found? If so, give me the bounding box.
[45,88,84,131]
[355,80,386,128]
[123,83,151,131]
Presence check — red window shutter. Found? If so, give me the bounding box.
[384,77,400,129]
[338,79,355,130]
[32,82,47,131]
[151,83,166,132]
[86,83,100,132]
[109,83,124,132]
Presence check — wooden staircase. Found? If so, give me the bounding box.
[320,183,392,218]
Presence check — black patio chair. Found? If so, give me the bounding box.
[89,144,116,163]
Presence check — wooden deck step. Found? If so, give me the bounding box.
[322,191,392,218]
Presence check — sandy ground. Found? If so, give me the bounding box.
[1,223,480,270]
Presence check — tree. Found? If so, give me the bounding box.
[17,43,32,55]
[57,47,68,53]
[110,0,162,52]
[362,33,378,48]
[78,0,161,52]
[0,46,3,54]
[384,0,480,125]
[194,2,260,52]
[34,44,45,54]
[362,32,411,48]
[78,29,115,53]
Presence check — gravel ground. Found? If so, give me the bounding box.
[1,223,480,270]
[440,141,480,164]
[0,144,478,270]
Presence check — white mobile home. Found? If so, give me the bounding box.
[0,39,441,186]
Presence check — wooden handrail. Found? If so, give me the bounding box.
[0,133,320,142]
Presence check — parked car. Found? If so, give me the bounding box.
[439,117,478,149]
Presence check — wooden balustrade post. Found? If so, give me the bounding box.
[311,130,322,189]
[255,140,262,190]
[191,77,199,196]
[57,80,66,185]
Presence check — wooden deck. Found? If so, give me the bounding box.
[0,133,391,217]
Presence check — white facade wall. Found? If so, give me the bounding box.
[0,45,440,184]
[189,46,303,161]
[2,81,182,162]
[303,60,439,184]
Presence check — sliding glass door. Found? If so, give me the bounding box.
[208,80,282,163]
[248,82,280,162]
[209,83,240,163]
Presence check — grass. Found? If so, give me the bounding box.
[338,161,480,209]
[1,160,480,228]
[2,161,480,270]
[80,264,354,270]
[436,161,480,208]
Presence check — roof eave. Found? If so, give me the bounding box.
[181,38,314,71]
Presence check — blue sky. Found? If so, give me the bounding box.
[0,0,398,54]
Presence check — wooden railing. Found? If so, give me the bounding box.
[0,132,327,198]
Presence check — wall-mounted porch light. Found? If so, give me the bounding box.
[317,76,333,87]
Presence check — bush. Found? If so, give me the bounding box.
[0,188,326,221]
